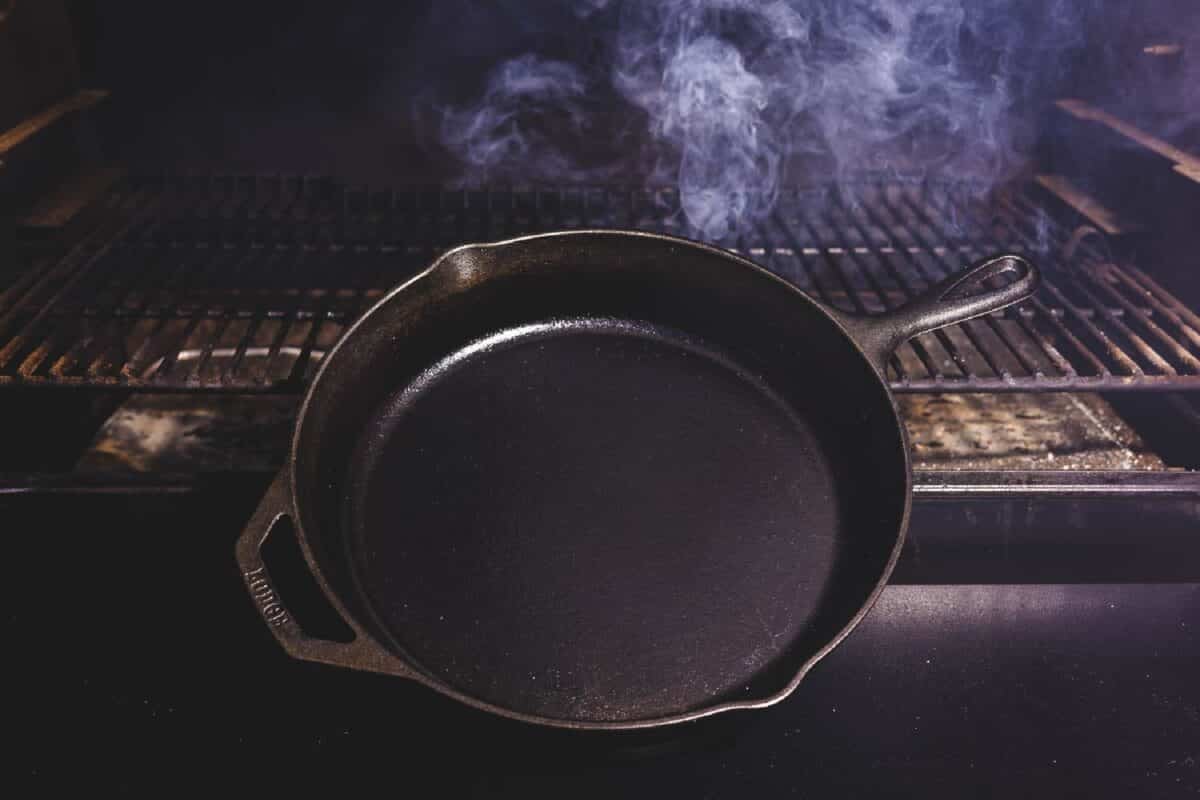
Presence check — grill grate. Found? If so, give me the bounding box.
[3,175,1200,391]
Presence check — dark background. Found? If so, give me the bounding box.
[59,0,1200,182]
[6,483,1199,795]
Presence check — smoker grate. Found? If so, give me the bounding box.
[3,175,1200,392]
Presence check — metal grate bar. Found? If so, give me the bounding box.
[1,183,167,381]
[990,194,1172,376]
[865,189,1045,381]
[834,192,983,381]
[1077,265,1200,373]
[1004,190,1200,374]
[795,217,914,380]
[888,188,1074,380]
[4,176,1200,392]
[759,214,834,305]
[876,187,1035,384]
[894,188,1084,380]
[1117,264,1200,351]
[922,188,1152,382]
[813,207,946,380]
[761,206,907,379]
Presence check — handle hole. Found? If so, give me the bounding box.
[944,257,1025,301]
[261,516,355,643]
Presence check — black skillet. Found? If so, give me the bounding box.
[236,230,1037,730]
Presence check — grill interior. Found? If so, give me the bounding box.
[3,176,1200,393]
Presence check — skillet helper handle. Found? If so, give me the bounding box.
[835,254,1039,370]
[235,472,401,673]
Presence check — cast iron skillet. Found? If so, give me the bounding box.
[236,230,1037,730]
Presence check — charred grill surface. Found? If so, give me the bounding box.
[2,178,1199,392]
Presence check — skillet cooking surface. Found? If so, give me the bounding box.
[345,317,847,722]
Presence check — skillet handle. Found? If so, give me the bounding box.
[235,471,411,677]
[832,253,1039,371]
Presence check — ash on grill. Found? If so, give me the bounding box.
[77,395,296,472]
[899,393,1163,470]
[74,391,1162,474]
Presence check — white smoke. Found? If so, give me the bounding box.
[440,55,598,180]
[429,0,1093,239]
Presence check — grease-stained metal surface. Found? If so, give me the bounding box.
[3,177,1199,391]
[76,394,296,472]
[76,390,1162,475]
[903,393,1164,470]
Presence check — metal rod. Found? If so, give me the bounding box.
[920,187,1131,377]
[814,200,946,380]
[765,210,835,304]
[1077,263,1200,373]
[884,187,1063,379]
[794,216,911,380]
[8,176,1200,391]
[836,192,980,378]
[771,195,905,382]
[903,190,1079,379]
[1115,265,1200,352]
[0,182,166,373]
[988,199,1170,375]
[116,233,235,382]
[151,246,264,382]
[880,186,1049,378]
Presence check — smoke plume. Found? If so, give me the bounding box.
[425,0,1096,239]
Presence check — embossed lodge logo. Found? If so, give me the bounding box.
[244,566,289,627]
